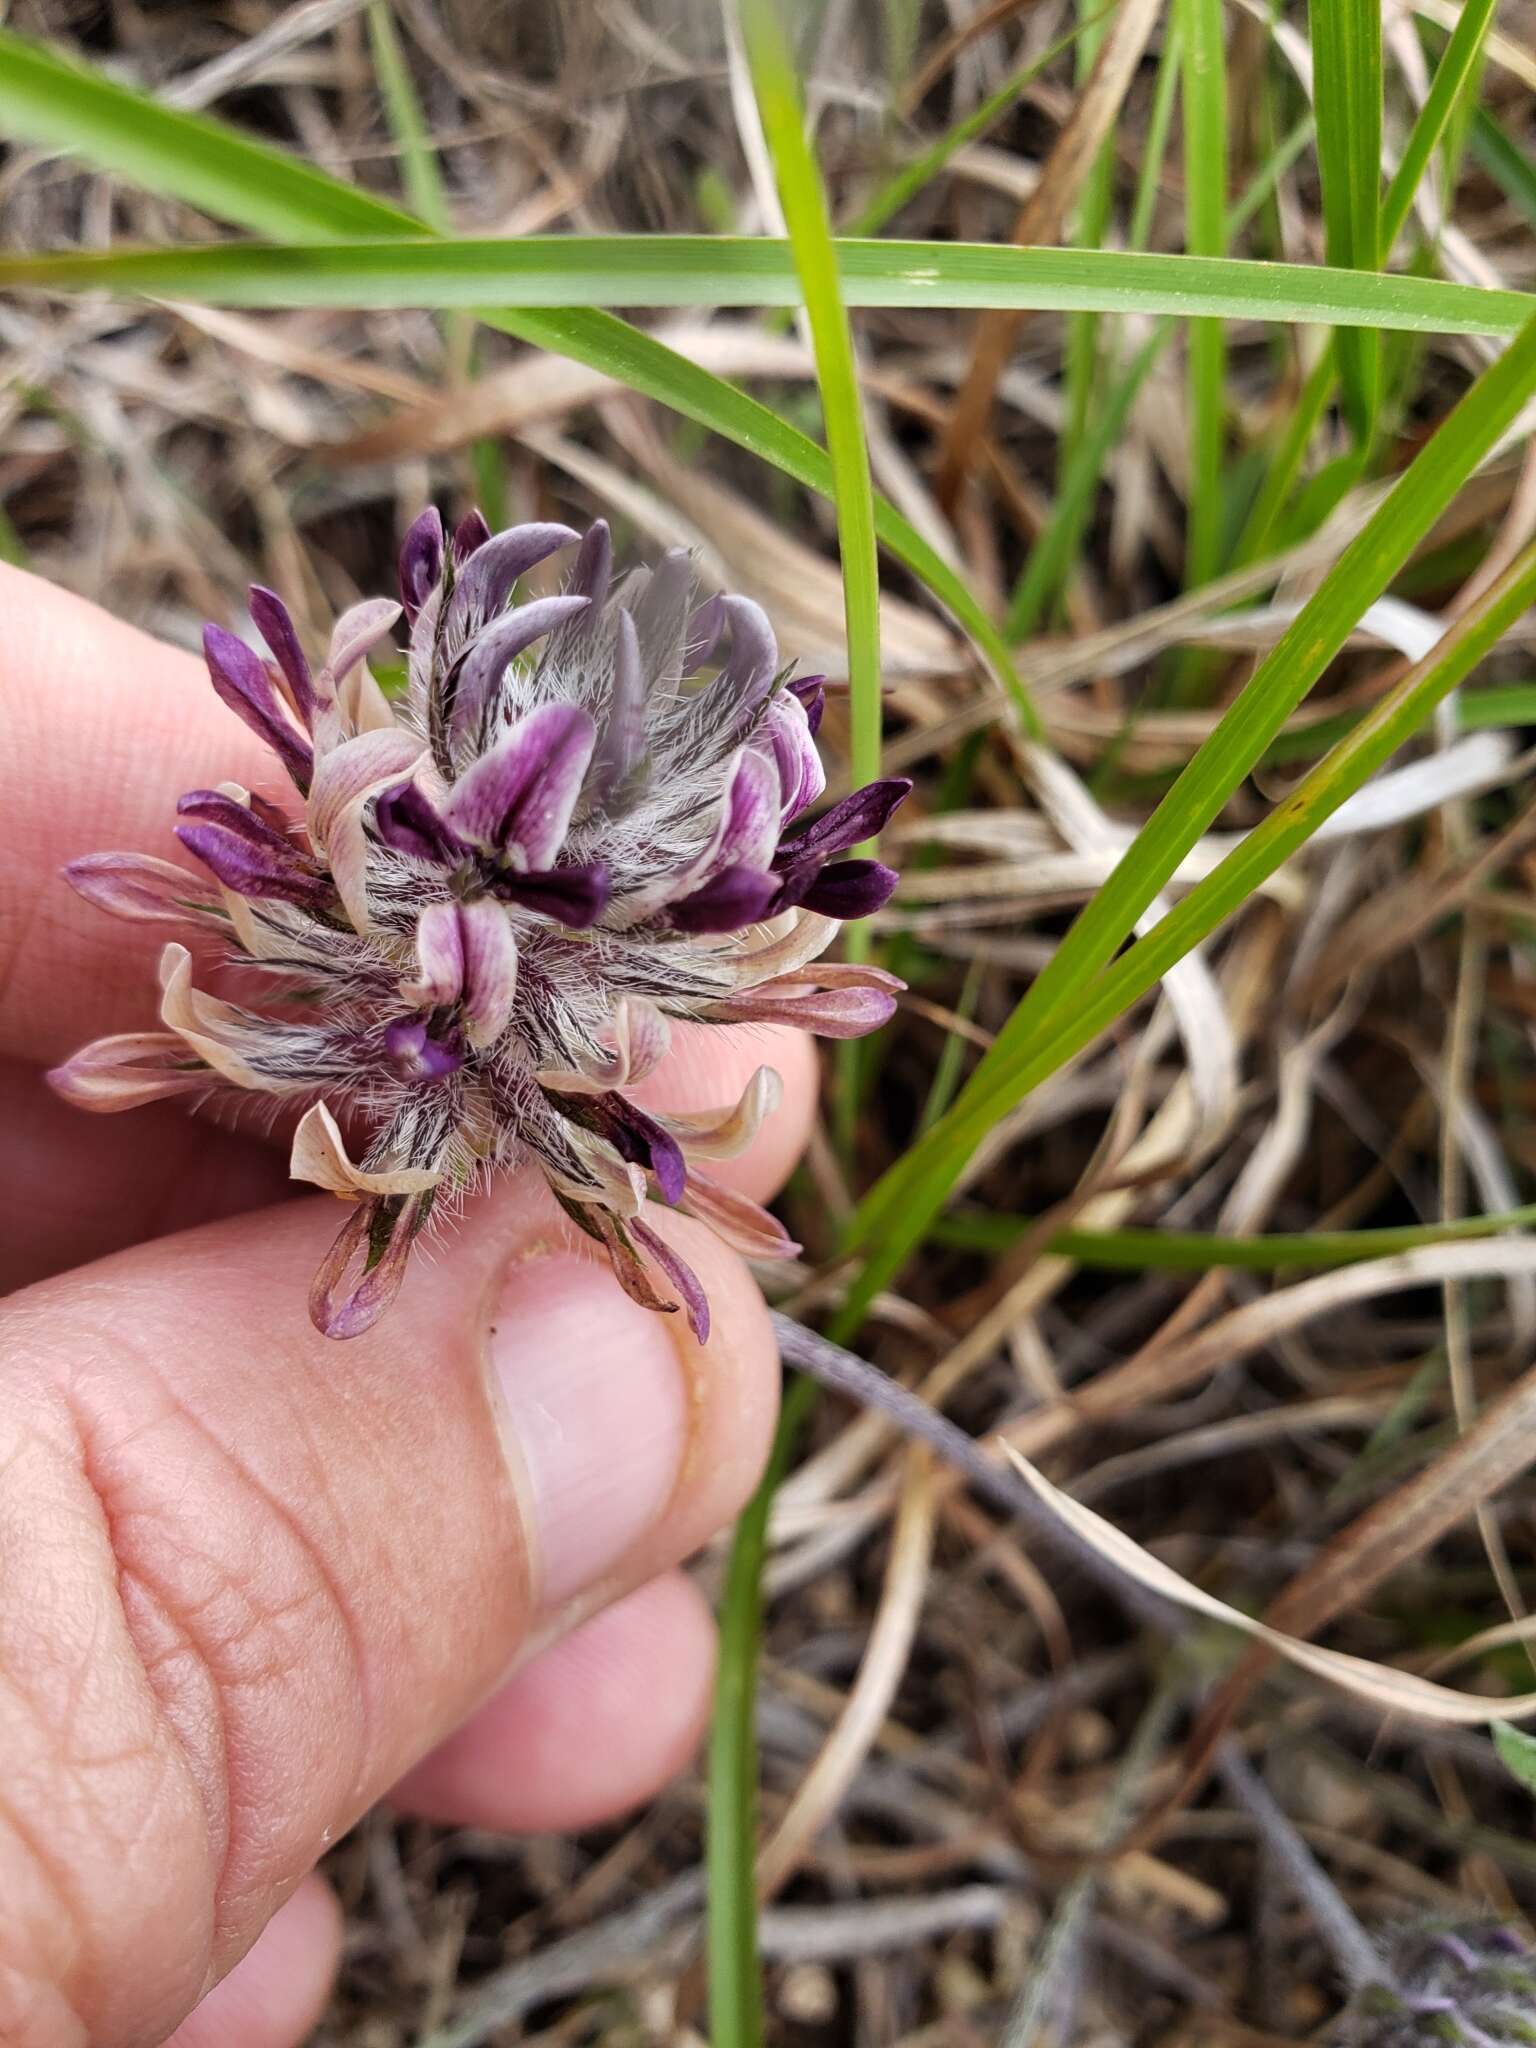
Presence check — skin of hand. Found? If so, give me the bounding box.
[0,564,814,2048]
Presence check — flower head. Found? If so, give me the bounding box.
[52,511,907,1340]
[1332,1920,1536,2045]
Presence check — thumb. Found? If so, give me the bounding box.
[0,1180,778,2048]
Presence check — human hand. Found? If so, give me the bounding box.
[0,564,812,2048]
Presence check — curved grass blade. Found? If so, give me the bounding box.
[2,237,1533,333]
[838,357,1536,1324]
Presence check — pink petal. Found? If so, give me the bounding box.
[399,901,466,1009]
[63,852,216,926]
[681,1169,800,1260]
[47,1032,208,1110]
[457,897,519,1047]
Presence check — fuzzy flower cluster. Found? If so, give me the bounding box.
[1332,1921,1536,2045]
[53,511,908,1339]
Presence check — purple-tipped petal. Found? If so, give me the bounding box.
[399,507,445,620]
[64,852,215,924]
[682,593,725,675]
[445,522,580,634]
[444,700,597,864]
[249,586,315,724]
[669,865,779,934]
[630,1218,710,1343]
[711,749,781,875]
[457,896,519,1046]
[452,508,492,562]
[203,623,314,790]
[383,1016,466,1084]
[717,594,779,712]
[787,671,826,736]
[797,858,898,921]
[310,1195,425,1339]
[177,787,297,857]
[759,689,826,820]
[712,978,901,1040]
[592,1096,688,1205]
[490,861,610,929]
[374,779,468,867]
[445,594,591,749]
[588,607,646,802]
[773,776,912,867]
[174,823,333,908]
[680,1168,800,1261]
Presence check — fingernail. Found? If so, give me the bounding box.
[487,1253,689,1609]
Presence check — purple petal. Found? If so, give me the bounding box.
[445,593,591,748]
[203,623,314,790]
[174,823,333,907]
[682,593,725,675]
[374,779,467,867]
[444,700,597,864]
[773,776,912,867]
[446,522,580,634]
[588,606,645,802]
[787,671,826,736]
[490,861,610,929]
[669,865,779,934]
[630,1218,710,1343]
[567,519,612,606]
[249,586,315,724]
[797,858,899,921]
[594,1096,688,1205]
[177,787,296,857]
[399,507,445,621]
[453,508,492,562]
[63,852,215,924]
[383,1016,466,1084]
[717,594,779,712]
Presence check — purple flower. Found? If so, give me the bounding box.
[54,512,907,1340]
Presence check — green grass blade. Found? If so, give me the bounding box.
[0,25,1034,724]
[0,27,423,239]
[365,1,448,230]
[933,1202,1536,1268]
[1311,0,1383,438]
[1470,106,1536,229]
[839,330,1536,1317]
[706,1375,817,2048]
[3,238,1534,333]
[740,0,882,810]
[1242,0,1495,568]
[1380,0,1498,256]
[1179,0,1228,588]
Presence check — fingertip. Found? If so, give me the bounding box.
[165,1875,340,2048]
[392,1572,716,1833]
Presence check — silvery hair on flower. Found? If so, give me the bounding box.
[52,510,908,1340]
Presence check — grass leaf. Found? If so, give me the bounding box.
[1311,0,1383,438]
